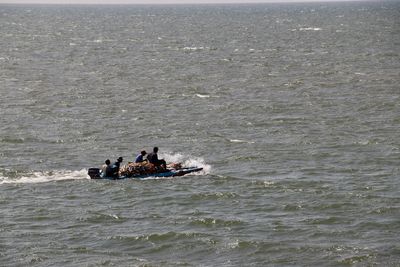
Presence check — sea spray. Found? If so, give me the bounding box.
[163,152,211,175]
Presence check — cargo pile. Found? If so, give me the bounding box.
[119,162,184,177]
[119,162,161,177]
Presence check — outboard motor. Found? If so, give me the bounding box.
[88,168,101,179]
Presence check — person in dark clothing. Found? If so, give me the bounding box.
[135,150,147,163]
[147,147,167,170]
[101,159,111,174]
[111,157,123,178]
[115,157,123,168]
[105,164,114,178]
[101,159,114,177]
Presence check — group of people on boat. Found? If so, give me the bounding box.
[101,147,166,178]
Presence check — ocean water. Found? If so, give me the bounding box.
[1,2,400,266]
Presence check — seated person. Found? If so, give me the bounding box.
[101,159,110,174]
[135,150,147,163]
[101,159,115,178]
[111,157,123,178]
[147,147,167,170]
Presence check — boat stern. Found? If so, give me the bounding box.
[88,168,101,179]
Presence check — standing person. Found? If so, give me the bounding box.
[135,150,147,163]
[147,147,167,170]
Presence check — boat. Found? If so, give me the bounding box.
[88,164,203,180]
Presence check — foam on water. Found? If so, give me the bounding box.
[195,93,210,98]
[163,153,211,175]
[0,169,89,184]
[229,139,255,144]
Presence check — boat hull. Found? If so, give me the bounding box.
[88,167,203,180]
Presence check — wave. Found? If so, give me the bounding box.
[190,191,238,200]
[189,217,244,227]
[229,139,255,144]
[195,93,210,98]
[109,231,208,242]
[0,169,89,185]
[299,27,322,31]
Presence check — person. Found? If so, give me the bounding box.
[135,150,147,163]
[115,156,123,168]
[111,157,123,178]
[101,159,111,174]
[147,147,167,170]
[101,159,111,177]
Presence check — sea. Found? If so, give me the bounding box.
[1,1,399,266]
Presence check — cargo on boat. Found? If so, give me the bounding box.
[88,161,203,180]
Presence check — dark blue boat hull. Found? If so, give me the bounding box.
[88,167,203,180]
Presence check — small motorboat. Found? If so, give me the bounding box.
[88,164,203,180]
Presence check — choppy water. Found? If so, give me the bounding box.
[1,2,400,266]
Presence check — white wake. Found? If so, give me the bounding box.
[0,169,89,185]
